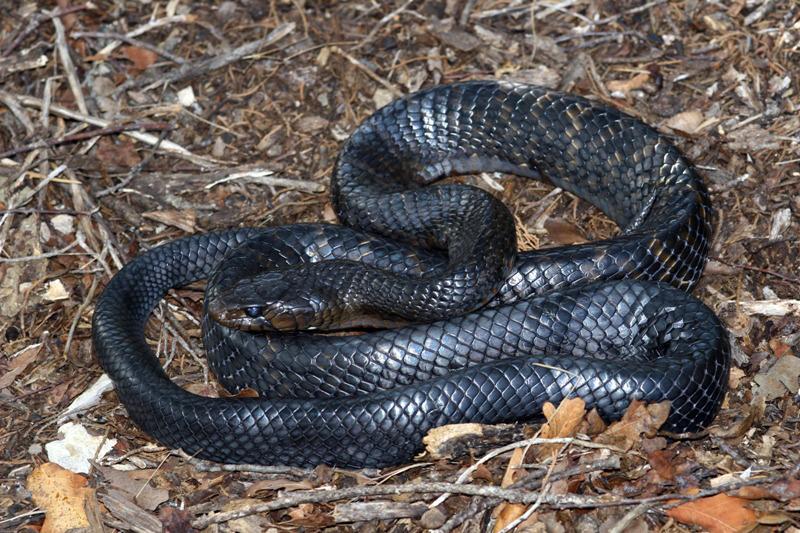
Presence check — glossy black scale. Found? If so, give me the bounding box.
[93,81,729,468]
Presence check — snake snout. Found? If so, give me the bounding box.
[208,269,333,332]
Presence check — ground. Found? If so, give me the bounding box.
[1,1,799,532]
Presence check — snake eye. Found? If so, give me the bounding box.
[244,305,263,319]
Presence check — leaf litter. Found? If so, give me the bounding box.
[0,0,798,531]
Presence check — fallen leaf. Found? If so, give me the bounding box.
[27,463,95,533]
[122,45,158,70]
[544,218,586,245]
[647,449,676,481]
[663,110,705,135]
[607,72,650,94]
[45,422,117,474]
[536,397,586,460]
[295,115,329,133]
[595,401,670,451]
[142,209,198,233]
[667,493,757,533]
[753,355,800,401]
[492,447,528,532]
[94,465,169,511]
[736,478,800,502]
[0,343,42,389]
[768,337,792,358]
[423,423,485,459]
[582,408,608,435]
[95,136,141,169]
[432,28,481,52]
[726,124,781,151]
[43,279,69,301]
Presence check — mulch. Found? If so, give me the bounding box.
[1,1,798,531]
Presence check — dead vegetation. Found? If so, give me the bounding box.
[1,0,798,531]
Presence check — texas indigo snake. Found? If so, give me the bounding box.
[92,81,730,468]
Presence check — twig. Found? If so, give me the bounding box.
[8,93,219,166]
[72,31,186,64]
[0,242,79,263]
[93,14,195,58]
[52,13,88,115]
[204,168,325,193]
[435,456,620,532]
[177,450,312,477]
[353,0,416,50]
[63,276,99,359]
[0,91,35,135]
[607,502,653,533]
[331,46,403,97]
[1,4,92,56]
[191,471,783,529]
[0,122,172,159]
[95,120,177,198]
[113,22,296,94]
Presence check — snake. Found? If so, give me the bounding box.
[92,81,730,468]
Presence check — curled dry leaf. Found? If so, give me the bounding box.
[422,423,485,460]
[142,208,198,233]
[544,218,587,245]
[753,355,800,401]
[594,400,670,451]
[535,397,587,460]
[663,110,705,135]
[27,463,96,533]
[0,343,42,389]
[122,45,158,71]
[607,72,650,95]
[666,493,757,533]
[492,447,528,532]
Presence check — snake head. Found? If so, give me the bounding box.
[207,269,335,332]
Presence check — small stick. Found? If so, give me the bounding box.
[331,46,403,97]
[353,0,416,50]
[191,472,784,529]
[72,31,186,64]
[8,93,219,166]
[1,4,91,56]
[0,122,172,159]
[114,22,296,94]
[94,14,195,58]
[52,13,88,115]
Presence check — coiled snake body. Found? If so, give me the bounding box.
[93,81,730,468]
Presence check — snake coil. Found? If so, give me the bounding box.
[93,81,730,468]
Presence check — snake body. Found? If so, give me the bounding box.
[92,81,730,468]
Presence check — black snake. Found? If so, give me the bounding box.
[92,81,730,468]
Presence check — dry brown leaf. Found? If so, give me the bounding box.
[663,110,705,135]
[607,72,650,94]
[94,465,169,511]
[544,218,586,245]
[27,463,95,533]
[753,355,800,401]
[594,401,670,451]
[735,478,800,502]
[492,447,529,532]
[422,423,484,459]
[493,502,529,532]
[142,209,198,233]
[122,45,158,70]
[95,136,142,169]
[667,493,757,533]
[535,397,586,460]
[647,449,676,482]
[582,408,608,436]
[0,343,42,389]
